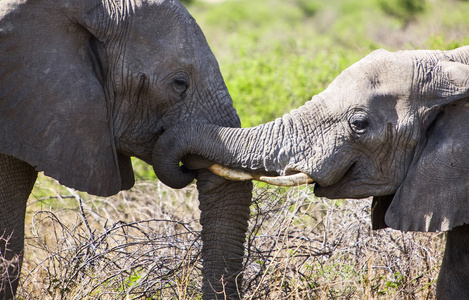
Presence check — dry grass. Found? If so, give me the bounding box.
[17,175,444,299]
[243,187,443,299]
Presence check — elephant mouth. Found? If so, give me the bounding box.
[208,164,314,186]
[313,162,368,198]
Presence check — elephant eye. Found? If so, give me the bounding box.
[349,114,370,134]
[172,77,189,95]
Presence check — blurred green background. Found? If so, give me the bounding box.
[134,0,469,180]
[186,0,468,126]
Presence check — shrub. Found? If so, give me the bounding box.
[378,0,426,28]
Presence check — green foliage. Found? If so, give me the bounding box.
[378,0,426,28]
[427,34,469,50]
[295,0,320,17]
[179,0,194,5]
[224,48,356,126]
[203,0,313,31]
[378,272,406,295]
[132,157,157,180]
[118,269,143,293]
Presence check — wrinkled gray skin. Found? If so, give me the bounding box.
[154,46,469,299]
[0,1,252,299]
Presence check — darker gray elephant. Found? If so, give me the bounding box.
[154,46,469,299]
[0,0,252,299]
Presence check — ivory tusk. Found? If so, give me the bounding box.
[259,173,314,186]
[208,164,254,181]
[208,164,314,187]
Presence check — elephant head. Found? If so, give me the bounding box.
[0,0,243,196]
[154,45,469,233]
[1,1,251,298]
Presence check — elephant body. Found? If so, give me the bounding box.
[154,45,469,298]
[0,1,252,299]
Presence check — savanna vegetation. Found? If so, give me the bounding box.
[17,0,469,298]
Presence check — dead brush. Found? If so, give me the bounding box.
[19,178,203,299]
[17,177,444,299]
[243,185,444,299]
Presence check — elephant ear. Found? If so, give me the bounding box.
[383,59,469,232]
[0,2,134,196]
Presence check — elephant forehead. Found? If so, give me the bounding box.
[344,51,414,92]
[358,55,413,91]
[320,52,415,114]
[124,7,209,68]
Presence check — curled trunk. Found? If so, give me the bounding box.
[152,107,313,189]
[152,122,274,188]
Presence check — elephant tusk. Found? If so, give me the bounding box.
[259,173,314,186]
[208,164,314,186]
[208,164,255,181]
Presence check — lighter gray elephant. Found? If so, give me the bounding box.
[0,1,252,299]
[154,46,469,299]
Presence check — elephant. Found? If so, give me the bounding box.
[153,45,469,299]
[0,0,252,299]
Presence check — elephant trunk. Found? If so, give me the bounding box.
[196,170,252,299]
[152,96,322,189]
[152,115,305,188]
